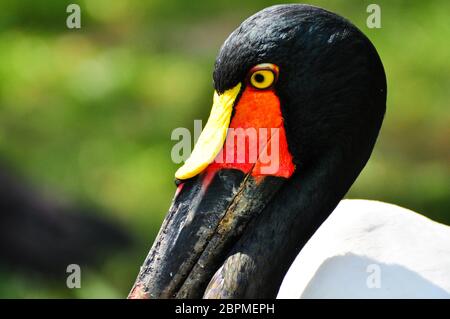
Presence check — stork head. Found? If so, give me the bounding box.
[130,4,386,298]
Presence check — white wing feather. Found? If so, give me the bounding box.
[277,199,450,298]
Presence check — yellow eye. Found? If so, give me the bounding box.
[250,69,275,89]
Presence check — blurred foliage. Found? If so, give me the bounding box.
[0,0,448,298]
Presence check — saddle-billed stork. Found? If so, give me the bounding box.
[129,4,450,298]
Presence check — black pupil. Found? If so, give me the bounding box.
[254,73,265,83]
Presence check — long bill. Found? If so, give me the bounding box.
[128,84,289,298]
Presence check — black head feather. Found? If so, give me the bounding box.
[214,4,386,168]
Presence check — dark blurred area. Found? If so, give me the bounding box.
[0,0,448,297]
[0,162,130,275]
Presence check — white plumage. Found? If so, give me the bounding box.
[277,199,450,298]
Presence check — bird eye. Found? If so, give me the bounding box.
[250,70,274,89]
[248,63,279,90]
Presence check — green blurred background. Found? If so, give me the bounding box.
[0,0,448,298]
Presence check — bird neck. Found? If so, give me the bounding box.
[205,144,372,298]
